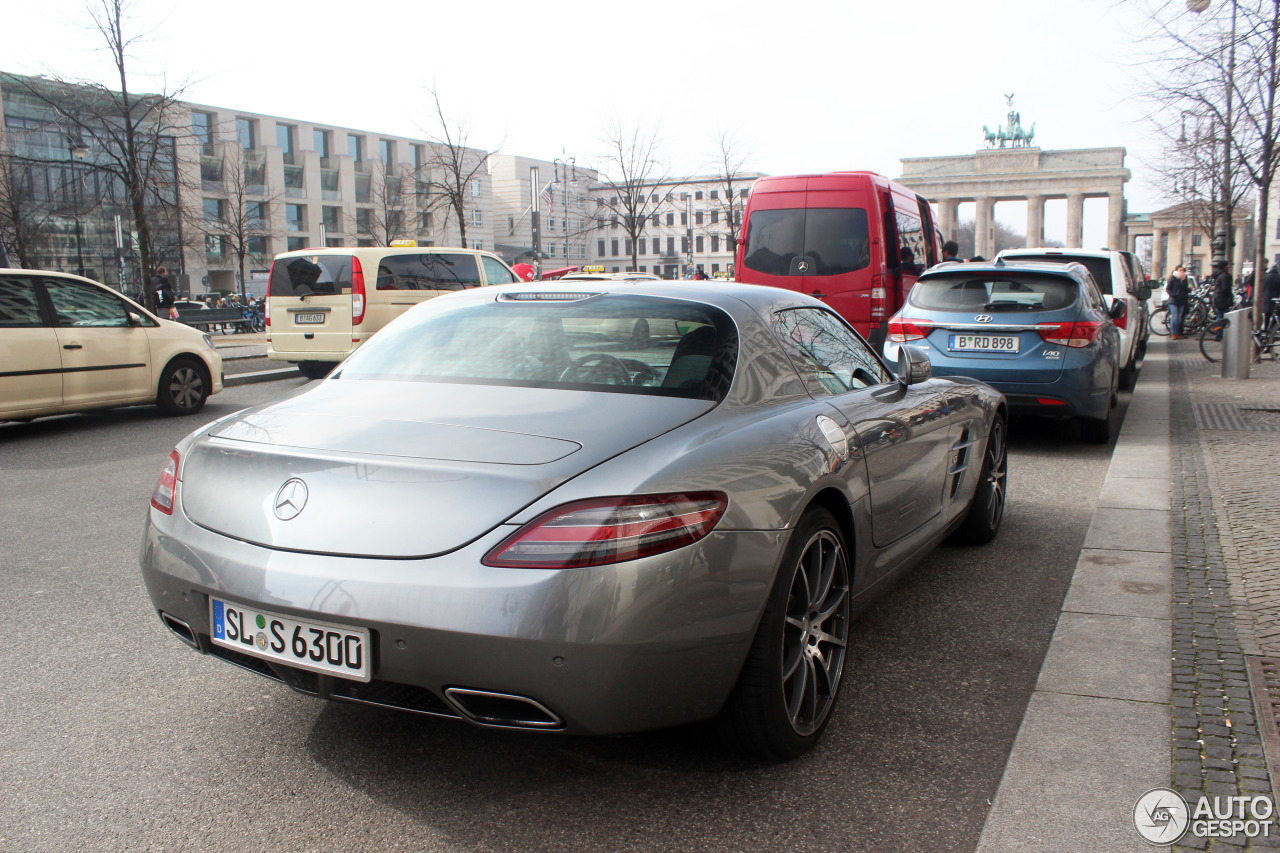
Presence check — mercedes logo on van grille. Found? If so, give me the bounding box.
[796,260,809,272]
[975,314,993,323]
[273,478,309,520]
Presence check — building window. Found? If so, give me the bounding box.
[740,189,748,198]
[711,235,720,253]
[666,212,674,226]
[610,216,618,228]
[548,217,556,231]
[287,236,307,252]
[667,237,675,255]
[314,129,331,159]
[421,210,432,229]
[681,212,688,226]
[192,112,214,149]
[472,209,482,226]
[202,198,222,221]
[625,239,633,255]
[277,124,295,160]
[695,211,704,226]
[246,202,265,228]
[413,144,424,169]
[711,190,719,199]
[322,206,341,229]
[711,210,719,224]
[348,134,363,163]
[598,239,606,255]
[695,191,703,200]
[248,236,268,255]
[236,117,255,149]
[1192,234,1202,247]
[651,213,659,226]
[711,263,720,273]
[471,180,482,198]
[696,235,704,253]
[286,204,305,231]
[355,208,372,233]
[681,236,689,254]
[379,139,393,164]
[473,241,483,250]
[639,238,647,255]
[611,239,619,257]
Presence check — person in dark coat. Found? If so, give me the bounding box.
[1166,264,1189,339]
[1210,260,1234,341]
[152,266,176,319]
[1263,263,1280,321]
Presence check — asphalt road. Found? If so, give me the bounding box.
[0,378,1129,853]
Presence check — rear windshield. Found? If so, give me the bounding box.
[910,274,1079,312]
[743,208,870,277]
[1010,254,1113,294]
[337,294,738,401]
[377,253,482,291]
[270,255,350,297]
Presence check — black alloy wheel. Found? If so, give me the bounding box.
[955,414,1007,544]
[156,358,210,416]
[721,507,851,760]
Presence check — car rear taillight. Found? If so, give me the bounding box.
[150,450,180,515]
[351,256,366,326]
[264,261,273,327]
[870,267,887,328]
[1111,300,1127,330]
[483,492,728,569]
[887,317,933,342]
[1037,321,1105,348]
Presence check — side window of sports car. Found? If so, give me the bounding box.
[771,308,892,396]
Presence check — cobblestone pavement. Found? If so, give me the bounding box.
[1170,343,1280,852]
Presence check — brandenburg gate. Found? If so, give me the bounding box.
[897,105,1131,258]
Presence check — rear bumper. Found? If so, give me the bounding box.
[267,345,352,364]
[932,370,1109,420]
[140,503,782,736]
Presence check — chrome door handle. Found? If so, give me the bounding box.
[62,344,83,350]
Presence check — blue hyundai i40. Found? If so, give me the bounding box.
[886,259,1121,443]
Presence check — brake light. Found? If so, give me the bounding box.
[351,256,366,325]
[483,493,728,569]
[1111,300,1127,330]
[264,261,273,327]
[150,450,180,515]
[887,317,933,342]
[1037,321,1105,348]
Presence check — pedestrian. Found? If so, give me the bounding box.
[1263,262,1280,323]
[152,265,177,320]
[970,255,986,263]
[1165,264,1189,339]
[1210,259,1233,340]
[942,240,961,263]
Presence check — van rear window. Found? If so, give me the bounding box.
[743,208,870,277]
[377,253,482,291]
[1011,254,1113,294]
[270,255,350,297]
[910,274,1078,312]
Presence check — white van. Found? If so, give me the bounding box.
[266,246,520,378]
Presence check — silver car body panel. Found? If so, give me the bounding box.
[142,279,1004,735]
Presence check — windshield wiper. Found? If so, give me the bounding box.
[984,301,1034,311]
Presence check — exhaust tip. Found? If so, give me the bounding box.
[159,611,200,650]
[444,687,563,730]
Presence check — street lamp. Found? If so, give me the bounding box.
[554,156,576,266]
[1189,0,1238,277]
[67,133,89,277]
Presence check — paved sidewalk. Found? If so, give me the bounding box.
[977,339,1280,851]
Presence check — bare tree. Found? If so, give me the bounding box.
[592,116,670,271]
[415,89,496,249]
[705,129,754,249]
[352,162,414,246]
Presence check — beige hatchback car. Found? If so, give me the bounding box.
[0,269,223,423]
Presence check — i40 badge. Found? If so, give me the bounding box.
[1043,350,1061,359]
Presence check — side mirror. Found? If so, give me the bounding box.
[896,345,933,386]
[1109,300,1126,320]
[1138,285,1152,301]
[126,312,143,327]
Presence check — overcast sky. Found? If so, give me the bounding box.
[3,0,1180,250]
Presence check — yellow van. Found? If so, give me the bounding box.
[266,246,520,379]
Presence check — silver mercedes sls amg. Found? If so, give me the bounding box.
[141,280,1007,760]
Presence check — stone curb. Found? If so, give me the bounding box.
[224,367,300,387]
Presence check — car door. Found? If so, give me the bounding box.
[0,273,63,417]
[770,307,951,547]
[43,276,153,406]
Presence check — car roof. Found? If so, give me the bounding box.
[559,272,661,281]
[999,247,1121,261]
[920,259,1094,283]
[463,277,823,315]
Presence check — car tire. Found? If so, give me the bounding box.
[954,413,1007,544]
[156,357,210,416]
[719,506,851,761]
[1081,375,1114,444]
[1118,347,1137,391]
[297,361,336,380]
[630,318,651,350]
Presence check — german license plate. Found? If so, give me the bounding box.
[949,334,1020,353]
[294,313,326,324]
[210,598,371,682]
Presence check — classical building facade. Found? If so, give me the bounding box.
[1124,200,1251,280]
[899,147,1132,258]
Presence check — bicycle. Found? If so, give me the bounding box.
[1199,310,1280,363]
[1150,296,1209,338]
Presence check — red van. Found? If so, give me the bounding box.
[735,172,941,350]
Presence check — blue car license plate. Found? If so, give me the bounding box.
[949,334,1019,353]
[210,598,371,682]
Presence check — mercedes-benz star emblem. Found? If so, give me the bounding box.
[273,478,309,521]
[796,260,809,272]
[975,314,993,323]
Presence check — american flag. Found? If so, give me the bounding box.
[539,182,553,212]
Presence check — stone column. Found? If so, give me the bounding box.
[1107,191,1126,251]
[939,198,959,241]
[1025,194,1045,248]
[1066,193,1085,249]
[1233,225,1247,277]
[974,197,994,259]
[1152,227,1166,279]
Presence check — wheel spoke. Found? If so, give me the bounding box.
[813,586,847,625]
[809,626,847,649]
[786,654,810,726]
[811,648,835,698]
[783,641,804,680]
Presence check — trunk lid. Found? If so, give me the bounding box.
[180,380,714,558]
